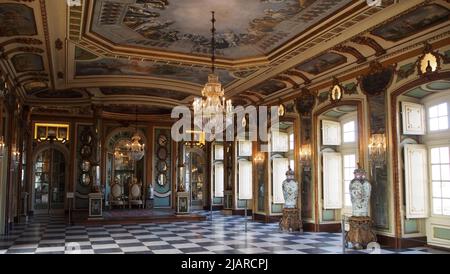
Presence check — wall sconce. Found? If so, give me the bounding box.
[0,136,5,157]
[254,153,265,163]
[299,144,311,163]
[12,150,20,163]
[368,134,386,167]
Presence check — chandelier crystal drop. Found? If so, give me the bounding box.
[192,11,233,130]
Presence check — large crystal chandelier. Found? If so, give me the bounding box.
[193,11,232,131]
[129,106,145,161]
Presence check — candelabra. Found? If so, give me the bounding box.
[0,136,5,157]
[299,144,311,164]
[368,134,386,167]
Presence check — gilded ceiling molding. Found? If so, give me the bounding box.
[3,47,44,57]
[351,36,386,57]
[68,0,84,41]
[242,91,265,101]
[274,75,299,88]
[16,75,48,83]
[332,44,367,64]
[39,0,55,90]
[285,70,311,84]
[0,38,42,48]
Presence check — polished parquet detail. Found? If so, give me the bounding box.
[0,211,447,254]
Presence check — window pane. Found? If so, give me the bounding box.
[429,105,438,118]
[432,181,442,198]
[344,132,355,143]
[438,103,448,116]
[442,181,450,199]
[345,194,351,207]
[344,181,350,191]
[345,169,353,180]
[431,148,441,164]
[443,199,450,216]
[289,134,294,151]
[429,118,439,131]
[438,116,448,130]
[433,198,443,215]
[343,121,355,132]
[348,154,355,164]
[440,147,450,164]
[289,160,295,171]
[344,155,349,166]
[441,165,450,181]
[432,165,441,181]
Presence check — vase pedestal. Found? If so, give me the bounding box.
[279,208,302,233]
[345,216,377,249]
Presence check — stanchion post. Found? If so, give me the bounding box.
[245,200,248,232]
[342,216,346,254]
[210,193,213,222]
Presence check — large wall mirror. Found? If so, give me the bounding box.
[105,128,146,208]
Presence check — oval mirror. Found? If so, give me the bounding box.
[157,161,168,172]
[80,173,91,186]
[157,173,167,186]
[80,145,92,157]
[158,134,168,146]
[157,147,167,160]
[81,160,91,172]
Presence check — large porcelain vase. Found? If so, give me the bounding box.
[282,167,299,209]
[349,168,371,217]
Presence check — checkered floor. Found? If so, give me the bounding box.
[0,211,447,254]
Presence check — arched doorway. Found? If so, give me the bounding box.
[184,147,206,210]
[32,144,68,215]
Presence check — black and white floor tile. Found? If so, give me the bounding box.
[0,211,447,254]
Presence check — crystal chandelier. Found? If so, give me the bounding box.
[129,106,145,161]
[193,11,232,131]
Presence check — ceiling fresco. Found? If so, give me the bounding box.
[295,52,347,75]
[11,53,44,73]
[75,57,236,85]
[250,79,287,96]
[103,104,172,115]
[29,89,86,99]
[100,87,191,100]
[0,3,37,37]
[371,4,450,42]
[91,0,352,59]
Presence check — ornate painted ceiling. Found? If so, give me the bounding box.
[91,0,350,59]
[0,0,449,115]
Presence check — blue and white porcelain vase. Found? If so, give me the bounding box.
[350,168,371,217]
[282,167,298,209]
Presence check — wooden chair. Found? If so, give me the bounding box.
[128,178,143,209]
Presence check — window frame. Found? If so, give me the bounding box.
[428,102,449,132]
[428,144,450,217]
[342,153,357,209]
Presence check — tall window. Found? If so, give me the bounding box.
[289,133,295,171]
[431,146,450,216]
[289,133,295,151]
[343,121,356,143]
[429,102,448,131]
[343,154,356,207]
